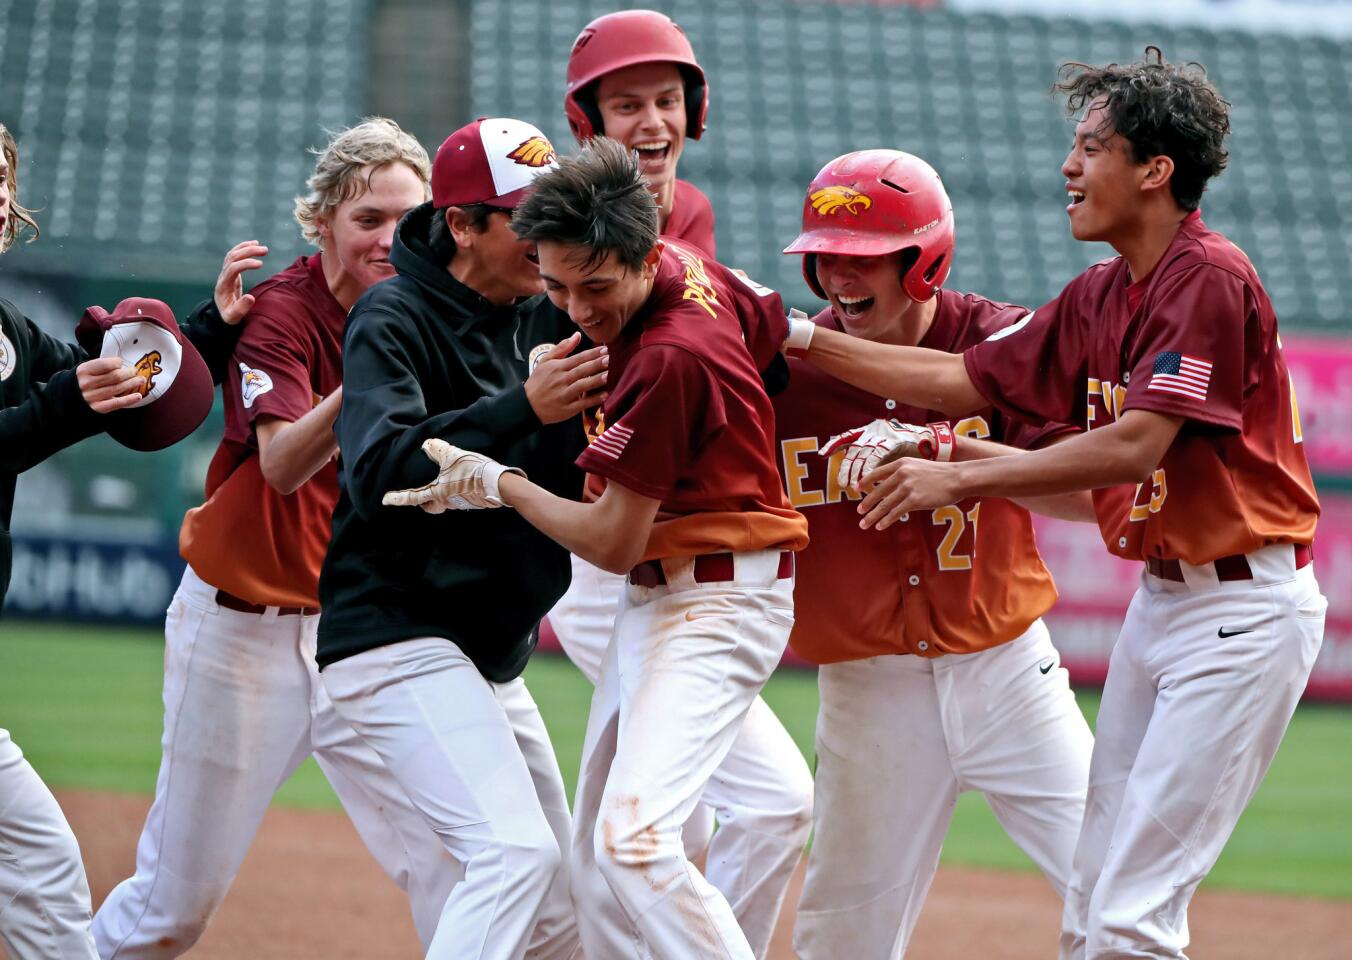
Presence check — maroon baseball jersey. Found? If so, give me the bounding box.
[776,294,1068,664]
[664,179,716,257]
[964,210,1319,565]
[179,253,344,606]
[576,239,808,561]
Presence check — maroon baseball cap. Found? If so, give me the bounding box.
[74,297,214,452]
[432,117,559,209]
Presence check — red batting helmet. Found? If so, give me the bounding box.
[564,10,708,143]
[783,150,955,303]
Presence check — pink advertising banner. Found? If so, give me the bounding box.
[1285,336,1352,478]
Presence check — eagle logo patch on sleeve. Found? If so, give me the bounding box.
[239,362,274,409]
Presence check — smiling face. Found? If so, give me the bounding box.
[537,240,659,345]
[317,161,427,301]
[453,208,545,305]
[1061,98,1153,245]
[595,62,688,195]
[812,250,922,343]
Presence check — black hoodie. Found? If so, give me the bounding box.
[0,296,239,608]
[316,202,586,681]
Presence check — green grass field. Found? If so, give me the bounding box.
[3,622,1350,900]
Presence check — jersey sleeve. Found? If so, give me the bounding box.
[1120,264,1245,431]
[668,181,717,258]
[232,305,321,426]
[962,280,1089,428]
[718,263,789,375]
[575,345,726,501]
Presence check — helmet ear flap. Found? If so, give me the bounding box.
[902,247,950,302]
[570,83,606,140]
[802,253,826,300]
[681,71,707,140]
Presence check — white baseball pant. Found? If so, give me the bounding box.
[92,568,577,960]
[1060,544,1325,960]
[568,549,796,960]
[321,636,568,960]
[548,554,811,959]
[0,728,99,959]
[793,619,1093,959]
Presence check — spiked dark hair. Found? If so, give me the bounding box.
[1055,46,1230,211]
[511,137,658,272]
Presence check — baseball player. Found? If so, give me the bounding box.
[314,117,606,960]
[563,9,716,254]
[776,149,1095,958]
[92,119,471,959]
[548,13,813,954]
[0,120,247,960]
[789,50,1325,959]
[387,138,810,960]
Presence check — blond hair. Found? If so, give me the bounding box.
[293,117,431,247]
[1,121,41,254]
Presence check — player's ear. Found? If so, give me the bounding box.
[446,206,475,247]
[643,241,663,276]
[1140,154,1174,197]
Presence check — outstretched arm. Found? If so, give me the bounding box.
[794,321,987,416]
[497,474,659,575]
[942,433,1096,522]
[381,440,659,575]
[855,409,1183,529]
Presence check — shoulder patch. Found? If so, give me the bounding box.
[0,327,16,382]
[729,268,776,298]
[239,362,274,408]
[984,312,1035,342]
[528,342,555,377]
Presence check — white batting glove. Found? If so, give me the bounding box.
[819,419,955,489]
[381,439,524,513]
[782,308,815,357]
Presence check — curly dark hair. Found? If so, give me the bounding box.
[1054,46,1230,211]
[511,137,658,272]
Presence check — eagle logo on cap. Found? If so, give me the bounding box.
[508,136,557,168]
[810,186,873,216]
[134,351,163,397]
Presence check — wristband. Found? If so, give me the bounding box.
[929,422,955,462]
[482,462,527,507]
[784,310,815,357]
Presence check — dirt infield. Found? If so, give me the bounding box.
[12,789,1346,959]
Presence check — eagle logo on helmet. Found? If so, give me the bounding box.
[809,186,873,216]
[133,350,163,397]
[508,136,557,168]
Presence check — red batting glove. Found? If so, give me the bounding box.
[820,419,955,490]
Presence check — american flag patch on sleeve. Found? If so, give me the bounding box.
[1147,351,1212,402]
[589,421,634,460]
